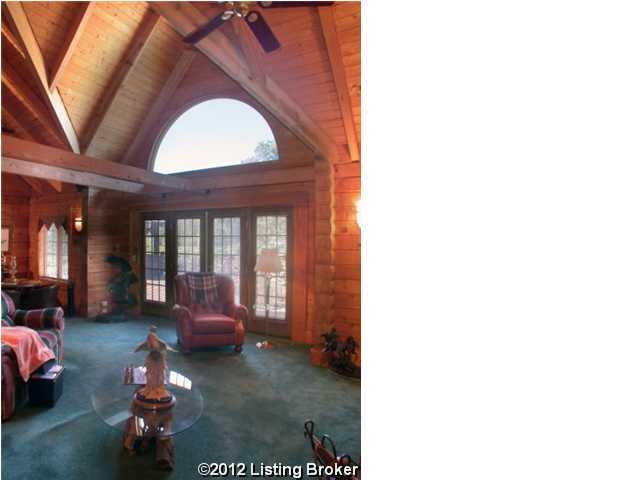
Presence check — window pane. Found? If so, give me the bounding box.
[59,229,68,280]
[176,218,201,274]
[212,216,241,304]
[144,219,166,303]
[255,215,287,320]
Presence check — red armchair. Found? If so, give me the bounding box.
[172,273,247,353]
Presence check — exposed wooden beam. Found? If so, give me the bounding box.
[122,48,197,167]
[2,157,144,194]
[188,165,315,190]
[230,17,265,85]
[1,63,67,148]
[150,2,337,158]
[1,20,25,58]
[318,6,360,162]
[83,9,160,156]
[2,135,192,192]
[49,2,95,92]
[3,2,80,153]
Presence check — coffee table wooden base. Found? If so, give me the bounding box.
[122,416,175,470]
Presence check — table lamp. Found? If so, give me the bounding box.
[254,248,284,349]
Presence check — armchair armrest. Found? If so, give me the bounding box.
[224,303,248,327]
[13,307,64,331]
[172,305,193,333]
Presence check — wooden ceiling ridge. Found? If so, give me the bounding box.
[122,47,197,167]
[318,5,359,162]
[150,1,339,160]
[3,2,80,153]
[82,8,161,157]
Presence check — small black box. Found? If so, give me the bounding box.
[28,365,64,407]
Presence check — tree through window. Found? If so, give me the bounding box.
[153,99,279,174]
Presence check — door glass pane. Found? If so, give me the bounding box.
[176,218,201,274]
[255,215,287,320]
[144,220,166,303]
[212,217,241,304]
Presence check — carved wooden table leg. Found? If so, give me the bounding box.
[156,437,175,470]
[122,417,137,455]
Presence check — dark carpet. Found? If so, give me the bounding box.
[1,316,360,479]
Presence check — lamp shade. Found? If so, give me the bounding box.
[254,248,284,274]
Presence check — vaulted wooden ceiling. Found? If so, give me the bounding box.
[1,1,360,172]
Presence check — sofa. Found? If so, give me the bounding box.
[173,273,247,353]
[1,291,64,421]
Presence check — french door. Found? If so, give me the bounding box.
[141,208,292,338]
[141,212,205,314]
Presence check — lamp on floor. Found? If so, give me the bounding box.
[254,248,284,349]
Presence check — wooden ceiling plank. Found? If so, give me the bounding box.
[150,2,338,159]
[318,6,359,161]
[1,63,67,148]
[2,157,144,194]
[122,48,196,167]
[2,135,192,192]
[82,9,160,156]
[3,2,80,153]
[2,106,36,141]
[49,2,95,92]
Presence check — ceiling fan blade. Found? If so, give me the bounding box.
[245,11,281,53]
[183,11,231,44]
[258,2,334,7]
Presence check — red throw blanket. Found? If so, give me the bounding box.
[1,326,55,382]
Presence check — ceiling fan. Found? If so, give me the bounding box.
[183,1,334,53]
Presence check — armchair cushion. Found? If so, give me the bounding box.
[185,273,218,307]
[192,313,236,335]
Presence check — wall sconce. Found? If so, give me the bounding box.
[356,199,362,228]
[74,217,83,233]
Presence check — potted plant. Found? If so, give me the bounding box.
[328,336,360,379]
[309,328,338,368]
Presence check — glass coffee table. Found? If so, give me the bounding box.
[91,361,203,470]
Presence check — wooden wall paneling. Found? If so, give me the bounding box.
[1,174,31,276]
[3,2,80,153]
[86,188,131,317]
[82,8,160,155]
[29,191,88,314]
[48,2,96,91]
[122,48,197,166]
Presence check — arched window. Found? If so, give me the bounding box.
[152,98,279,174]
[39,224,68,280]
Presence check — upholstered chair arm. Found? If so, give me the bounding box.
[172,305,193,333]
[224,303,248,327]
[13,307,64,332]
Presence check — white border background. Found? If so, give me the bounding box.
[363,1,640,478]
